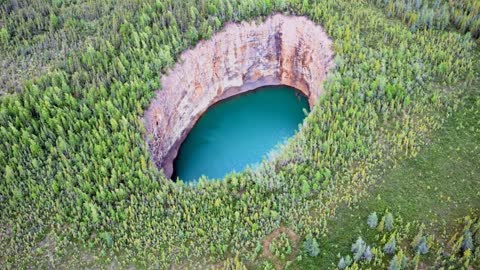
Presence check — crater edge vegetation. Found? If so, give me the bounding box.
[0,0,479,269]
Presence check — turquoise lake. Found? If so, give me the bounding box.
[172,86,310,182]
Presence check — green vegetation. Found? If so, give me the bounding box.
[303,235,321,258]
[294,87,480,268]
[372,0,480,38]
[335,214,480,269]
[0,0,479,269]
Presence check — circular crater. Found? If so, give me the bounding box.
[172,85,310,182]
[143,14,334,179]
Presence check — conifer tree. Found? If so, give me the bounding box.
[303,235,320,257]
[367,212,378,229]
[384,234,397,255]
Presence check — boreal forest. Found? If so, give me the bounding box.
[0,0,479,269]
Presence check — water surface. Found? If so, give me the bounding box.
[173,86,309,182]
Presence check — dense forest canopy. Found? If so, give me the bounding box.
[0,0,479,268]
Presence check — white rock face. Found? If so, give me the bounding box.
[143,14,334,178]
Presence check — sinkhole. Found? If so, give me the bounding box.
[143,14,334,181]
[172,85,309,182]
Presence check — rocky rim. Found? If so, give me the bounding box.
[143,14,334,178]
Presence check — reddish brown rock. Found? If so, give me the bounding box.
[143,14,334,178]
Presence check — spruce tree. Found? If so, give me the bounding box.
[388,255,400,270]
[367,212,378,229]
[385,212,394,232]
[384,234,396,255]
[303,235,320,257]
[417,236,429,255]
[351,237,366,262]
[462,231,474,251]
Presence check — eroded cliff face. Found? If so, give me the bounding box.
[143,14,334,178]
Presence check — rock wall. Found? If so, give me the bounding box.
[143,14,334,178]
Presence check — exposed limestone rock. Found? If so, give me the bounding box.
[143,14,334,178]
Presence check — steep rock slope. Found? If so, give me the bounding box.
[143,14,334,177]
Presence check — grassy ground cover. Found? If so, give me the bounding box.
[294,83,480,269]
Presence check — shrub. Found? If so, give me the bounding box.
[0,28,9,45]
[262,261,275,270]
